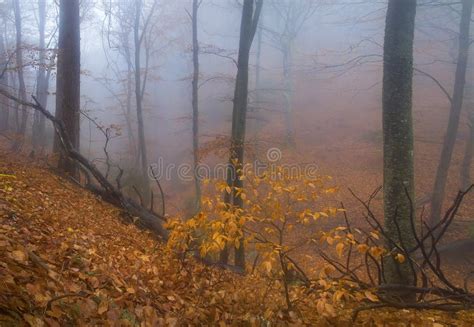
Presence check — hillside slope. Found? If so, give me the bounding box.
[1,149,474,326]
[0,151,251,325]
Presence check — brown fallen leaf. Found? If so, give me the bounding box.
[11,249,28,263]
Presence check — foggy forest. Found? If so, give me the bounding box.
[0,0,474,325]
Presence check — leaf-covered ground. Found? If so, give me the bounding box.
[1,149,474,326]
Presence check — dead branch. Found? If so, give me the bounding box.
[318,185,474,319]
[0,88,168,240]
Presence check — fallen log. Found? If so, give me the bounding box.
[0,89,168,240]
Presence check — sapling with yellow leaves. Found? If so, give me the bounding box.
[166,165,346,311]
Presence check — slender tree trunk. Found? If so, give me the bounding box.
[54,0,81,177]
[219,0,263,270]
[430,0,472,226]
[461,111,474,191]
[12,0,27,139]
[191,0,201,213]
[120,25,137,163]
[382,0,417,298]
[253,16,263,154]
[282,40,294,146]
[10,72,19,130]
[125,56,137,162]
[32,0,48,150]
[0,33,9,131]
[133,0,150,192]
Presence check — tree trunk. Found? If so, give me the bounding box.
[460,111,474,191]
[10,72,19,130]
[125,49,137,162]
[382,0,417,298]
[220,0,263,270]
[0,32,9,131]
[191,0,201,213]
[133,0,150,192]
[32,0,48,150]
[252,16,263,156]
[282,40,294,146]
[430,0,472,226]
[54,0,81,177]
[12,0,27,139]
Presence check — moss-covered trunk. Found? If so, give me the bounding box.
[382,0,417,296]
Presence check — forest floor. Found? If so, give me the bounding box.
[1,145,474,325]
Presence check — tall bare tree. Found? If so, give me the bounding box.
[0,30,9,131]
[133,0,158,194]
[219,0,263,270]
[190,0,201,213]
[12,0,27,140]
[265,0,317,145]
[32,0,54,150]
[382,0,417,297]
[460,44,474,191]
[430,0,472,226]
[54,0,81,176]
[461,110,474,191]
[101,0,137,160]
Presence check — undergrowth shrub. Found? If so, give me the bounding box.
[165,166,395,320]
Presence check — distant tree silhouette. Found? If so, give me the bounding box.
[431,0,473,225]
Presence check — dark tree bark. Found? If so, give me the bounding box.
[0,32,9,131]
[219,0,263,270]
[32,0,50,150]
[191,0,201,213]
[54,0,81,176]
[382,0,417,296]
[430,0,473,226]
[12,0,27,138]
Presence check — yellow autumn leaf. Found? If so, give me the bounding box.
[262,261,272,273]
[0,174,16,178]
[365,291,379,302]
[370,231,380,240]
[325,187,337,194]
[11,250,27,263]
[357,244,369,254]
[370,246,384,258]
[395,253,406,263]
[336,242,345,257]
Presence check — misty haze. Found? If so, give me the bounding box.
[0,0,473,325]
